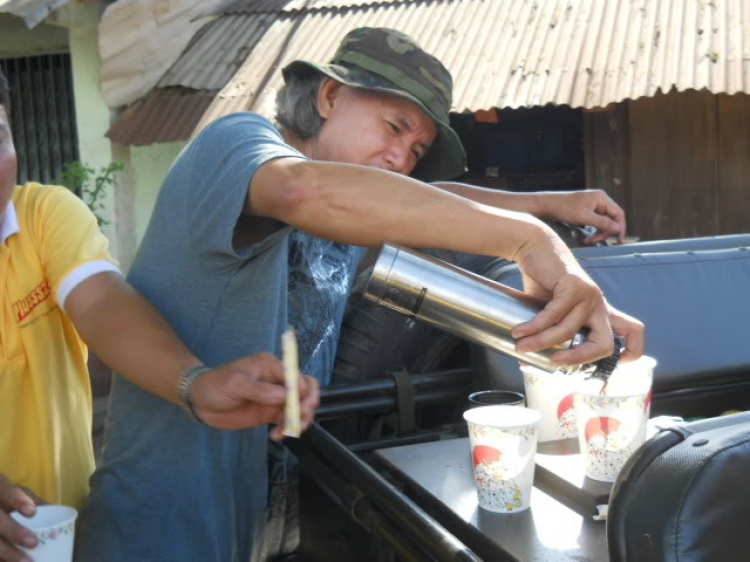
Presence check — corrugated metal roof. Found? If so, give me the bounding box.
[0,0,68,27]
[107,88,216,144]
[158,13,278,90]
[215,0,406,15]
[98,0,226,108]
[108,0,750,145]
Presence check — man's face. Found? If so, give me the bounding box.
[313,82,437,176]
[0,106,17,223]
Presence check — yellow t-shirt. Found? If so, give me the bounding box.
[1,183,117,509]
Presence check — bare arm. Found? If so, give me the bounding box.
[433,182,626,243]
[248,159,553,261]
[65,273,319,434]
[248,158,633,364]
[66,273,198,403]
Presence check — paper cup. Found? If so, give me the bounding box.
[574,356,656,482]
[521,365,585,442]
[10,505,77,562]
[463,405,541,513]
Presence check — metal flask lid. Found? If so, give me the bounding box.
[587,335,624,379]
[364,244,622,375]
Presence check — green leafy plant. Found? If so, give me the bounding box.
[61,161,125,227]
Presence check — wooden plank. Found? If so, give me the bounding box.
[717,93,750,235]
[626,93,672,239]
[583,104,629,213]
[628,90,718,239]
[583,111,595,189]
[667,89,719,237]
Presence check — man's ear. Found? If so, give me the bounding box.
[317,78,344,119]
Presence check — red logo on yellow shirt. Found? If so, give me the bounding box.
[13,279,52,322]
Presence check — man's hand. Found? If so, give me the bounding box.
[607,306,645,363]
[504,221,615,366]
[188,353,320,438]
[535,190,626,244]
[0,474,47,562]
[510,227,645,367]
[513,267,614,367]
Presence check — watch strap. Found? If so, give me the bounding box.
[177,365,211,424]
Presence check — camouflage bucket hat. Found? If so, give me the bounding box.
[282,27,467,182]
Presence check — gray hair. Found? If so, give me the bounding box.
[275,72,326,139]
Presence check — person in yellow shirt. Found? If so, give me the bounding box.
[0,68,320,562]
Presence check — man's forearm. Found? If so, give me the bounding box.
[67,273,199,404]
[431,181,546,216]
[251,159,553,263]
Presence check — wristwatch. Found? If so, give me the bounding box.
[177,365,212,424]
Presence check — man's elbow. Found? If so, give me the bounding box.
[251,160,320,223]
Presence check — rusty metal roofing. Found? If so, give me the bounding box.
[108,0,750,145]
[107,88,216,145]
[0,0,68,27]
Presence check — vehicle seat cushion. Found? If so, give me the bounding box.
[472,247,750,393]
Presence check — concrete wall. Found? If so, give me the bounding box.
[3,4,190,268]
[66,0,121,249]
[66,1,188,266]
[131,141,186,243]
[0,14,68,58]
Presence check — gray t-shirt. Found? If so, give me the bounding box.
[75,113,365,562]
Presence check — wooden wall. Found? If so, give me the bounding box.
[584,90,750,240]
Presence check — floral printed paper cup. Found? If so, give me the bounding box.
[574,356,656,482]
[10,505,77,562]
[521,365,586,443]
[463,405,541,513]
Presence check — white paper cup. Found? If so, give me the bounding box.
[10,505,77,562]
[574,356,656,482]
[521,365,585,442]
[463,405,541,513]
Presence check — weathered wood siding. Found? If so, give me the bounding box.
[584,90,750,240]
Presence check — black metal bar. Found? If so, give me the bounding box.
[292,439,435,561]
[322,368,473,403]
[299,423,483,562]
[347,422,469,453]
[654,378,750,400]
[21,57,40,183]
[317,387,469,420]
[44,55,62,184]
[57,53,79,165]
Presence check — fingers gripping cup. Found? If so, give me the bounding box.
[10,505,77,562]
[463,405,541,513]
[574,356,656,482]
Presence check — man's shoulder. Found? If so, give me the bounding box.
[13,183,82,215]
[201,112,281,139]
[13,183,95,233]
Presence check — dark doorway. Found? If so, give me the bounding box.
[450,105,584,192]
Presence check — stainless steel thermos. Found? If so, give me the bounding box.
[364,244,620,376]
